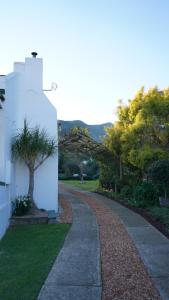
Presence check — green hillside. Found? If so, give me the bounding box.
[58,120,112,142]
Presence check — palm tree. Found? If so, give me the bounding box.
[12,120,57,208]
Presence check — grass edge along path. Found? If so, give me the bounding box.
[0,224,70,300]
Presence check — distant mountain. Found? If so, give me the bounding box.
[59,120,112,142]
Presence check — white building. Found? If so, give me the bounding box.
[0,53,58,238]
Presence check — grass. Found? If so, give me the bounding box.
[62,179,99,192]
[0,224,70,300]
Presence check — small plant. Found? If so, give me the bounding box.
[12,196,31,216]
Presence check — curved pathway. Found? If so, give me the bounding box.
[38,187,101,300]
[80,189,169,300]
[38,183,169,300]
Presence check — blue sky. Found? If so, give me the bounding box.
[1,0,169,124]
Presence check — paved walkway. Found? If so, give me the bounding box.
[38,184,169,300]
[87,191,169,300]
[38,188,102,300]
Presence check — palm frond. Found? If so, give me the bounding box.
[12,120,57,169]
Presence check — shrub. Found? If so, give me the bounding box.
[149,159,169,199]
[58,174,74,180]
[148,206,169,229]
[99,164,115,190]
[92,173,100,180]
[120,185,133,199]
[96,186,121,201]
[132,181,159,208]
[12,196,31,216]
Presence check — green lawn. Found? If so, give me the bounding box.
[62,179,99,192]
[0,224,70,300]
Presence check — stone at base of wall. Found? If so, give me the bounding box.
[10,210,59,225]
[10,216,49,225]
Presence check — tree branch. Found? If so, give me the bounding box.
[34,155,49,171]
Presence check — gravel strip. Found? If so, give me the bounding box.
[69,189,161,300]
[59,195,72,224]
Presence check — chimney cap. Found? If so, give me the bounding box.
[31,51,38,58]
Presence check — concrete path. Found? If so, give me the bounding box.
[38,189,101,300]
[38,184,169,300]
[77,189,169,300]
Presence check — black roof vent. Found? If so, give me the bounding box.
[31,52,38,58]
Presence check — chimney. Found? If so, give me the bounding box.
[24,52,43,91]
[31,52,38,58]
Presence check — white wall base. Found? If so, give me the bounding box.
[0,186,11,239]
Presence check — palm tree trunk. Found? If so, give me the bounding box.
[28,168,37,209]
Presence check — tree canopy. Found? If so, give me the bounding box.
[102,86,169,190]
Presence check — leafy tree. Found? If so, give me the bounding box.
[64,162,80,177]
[12,121,57,208]
[99,162,119,192]
[132,181,159,208]
[128,146,168,176]
[84,158,99,178]
[70,126,90,137]
[104,125,123,180]
[103,86,169,191]
[63,152,88,180]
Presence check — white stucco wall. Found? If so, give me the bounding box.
[0,75,12,238]
[0,76,6,182]
[0,111,5,182]
[0,54,58,238]
[8,56,58,212]
[0,186,10,238]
